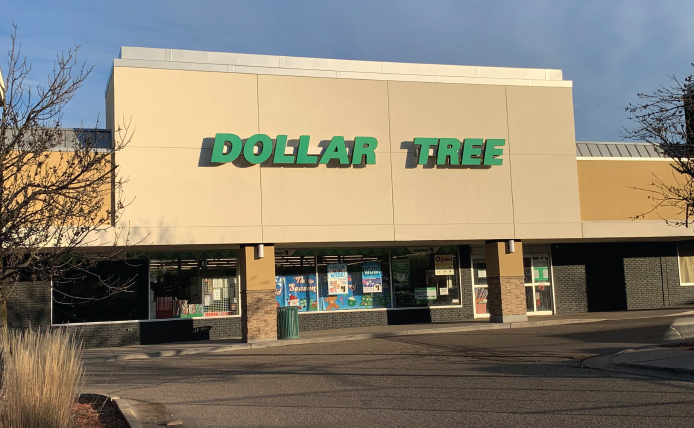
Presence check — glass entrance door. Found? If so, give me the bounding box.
[523,255,554,314]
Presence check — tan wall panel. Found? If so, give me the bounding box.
[263,225,394,243]
[112,67,264,245]
[125,226,262,246]
[260,159,394,227]
[113,68,259,148]
[510,155,582,230]
[505,86,576,156]
[388,81,508,152]
[257,75,390,152]
[394,223,515,242]
[514,222,582,240]
[578,160,682,221]
[117,148,262,229]
[390,152,514,226]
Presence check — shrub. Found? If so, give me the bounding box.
[0,328,84,428]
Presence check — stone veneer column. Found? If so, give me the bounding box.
[239,244,277,342]
[485,240,528,323]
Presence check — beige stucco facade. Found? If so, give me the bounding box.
[106,47,690,247]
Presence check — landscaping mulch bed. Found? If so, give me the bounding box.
[72,394,129,428]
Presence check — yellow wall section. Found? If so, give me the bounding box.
[239,245,276,291]
[484,240,524,277]
[577,159,683,221]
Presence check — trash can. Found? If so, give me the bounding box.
[277,306,300,339]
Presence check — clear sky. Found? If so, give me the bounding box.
[1,0,693,142]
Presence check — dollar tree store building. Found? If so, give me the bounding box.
[8,47,694,348]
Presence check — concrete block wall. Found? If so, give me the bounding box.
[623,243,694,309]
[7,281,51,329]
[55,317,242,349]
[551,246,589,314]
[298,307,471,332]
[661,254,694,306]
[624,255,667,310]
[552,242,694,314]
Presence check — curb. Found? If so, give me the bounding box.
[111,397,143,428]
[616,361,694,375]
[86,317,606,363]
[583,346,694,380]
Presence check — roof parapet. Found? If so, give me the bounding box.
[113,46,572,88]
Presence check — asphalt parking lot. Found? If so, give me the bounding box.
[84,315,694,428]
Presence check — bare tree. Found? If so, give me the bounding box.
[0,25,133,326]
[624,69,694,227]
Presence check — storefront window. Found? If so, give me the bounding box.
[275,255,318,311]
[52,260,149,324]
[392,250,460,308]
[149,258,239,319]
[472,259,488,315]
[317,253,392,311]
[523,255,553,313]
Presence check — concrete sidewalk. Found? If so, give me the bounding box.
[82,306,694,363]
[582,315,694,376]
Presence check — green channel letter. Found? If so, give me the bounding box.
[296,135,318,164]
[413,137,439,165]
[352,136,378,165]
[243,134,274,164]
[273,135,295,164]
[483,139,505,165]
[436,138,461,165]
[461,138,483,166]
[211,133,243,163]
[320,136,350,164]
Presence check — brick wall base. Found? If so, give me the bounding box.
[242,289,277,341]
[298,307,472,332]
[7,281,51,329]
[54,316,242,349]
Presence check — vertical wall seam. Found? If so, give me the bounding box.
[503,86,516,239]
[386,80,396,242]
[256,74,264,243]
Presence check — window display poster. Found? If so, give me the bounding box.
[275,275,318,311]
[319,270,392,310]
[434,254,455,276]
[362,262,383,293]
[532,257,550,282]
[327,264,349,295]
[415,287,437,300]
[533,267,549,282]
[392,258,410,286]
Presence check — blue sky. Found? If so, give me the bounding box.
[1,0,693,142]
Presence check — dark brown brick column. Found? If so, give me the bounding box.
[485,240,527,323]
[239,244,277,342]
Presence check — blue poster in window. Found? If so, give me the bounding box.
[362,262,383,293]
[275,274,318,311]
[319,265,392,310]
